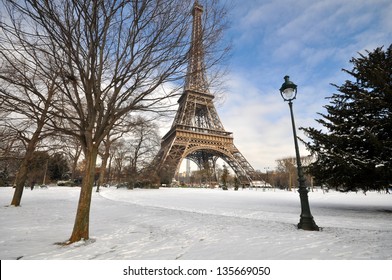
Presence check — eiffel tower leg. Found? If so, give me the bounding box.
[157,140,187,184]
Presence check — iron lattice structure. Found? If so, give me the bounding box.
[155,1,261,185]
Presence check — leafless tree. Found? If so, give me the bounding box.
[112,139,128,183]
[96,131,124,191]
[0,50,59,205]
[106,137,127,184]
[96,114,143,191]
[55,134,83,183]
[276,156,314,190]
[126,116,161,187]
[104,118,161,188]
[1,0,229,243]
[276,157,296,189]
[0,124,23,186]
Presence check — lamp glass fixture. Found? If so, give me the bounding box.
[282,88,296,100]
[279,75,297,101]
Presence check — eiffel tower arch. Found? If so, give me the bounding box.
[155,1,261,185]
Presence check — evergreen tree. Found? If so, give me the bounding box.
[302,44,392,192]
[49,153,70,182]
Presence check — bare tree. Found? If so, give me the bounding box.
[96,131,124,191]
[0,124,23,186]
[105,117,161,187]
[1,0,228,243]
[112,139,128,183]
[126,116,161,187]
[276,156,314,190]
[0,50,59,205]
[95,114,144,191]
[276,157,296,189]
[59,135,83,184]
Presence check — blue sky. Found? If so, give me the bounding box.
[213,0,392,171]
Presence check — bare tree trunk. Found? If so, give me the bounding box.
[97,138,111,192]
[11,159,28,206]
[70,146,82,184]
[68,145,98,243]
[107,154,114,185]
[11,123,47,206]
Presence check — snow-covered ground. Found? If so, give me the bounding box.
[0,186,391,260]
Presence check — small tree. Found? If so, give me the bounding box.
[276,157,296,190]
[221,164,229,190]
[0,126,22,186]
[48,153,70,182]
[127,117,161,188]
[233,176,239,191]
[27,151,50,187]
[96,127,125,192]
[302,44,392,192]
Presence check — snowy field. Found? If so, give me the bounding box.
[0,186,391,260]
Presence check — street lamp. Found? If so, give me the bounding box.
[264,167,269,187]
[279,76,319,231]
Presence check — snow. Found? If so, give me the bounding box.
[0,186,391,260]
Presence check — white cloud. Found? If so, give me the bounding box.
[217,73,311,170]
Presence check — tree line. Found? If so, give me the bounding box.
[0,119,161,188]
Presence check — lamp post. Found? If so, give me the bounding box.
[263,167,269,187]
[279,76,319,231]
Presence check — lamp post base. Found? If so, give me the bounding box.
[298,216,319,231]
[297,187,320,231]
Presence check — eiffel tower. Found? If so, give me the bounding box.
[155,1,261,185]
